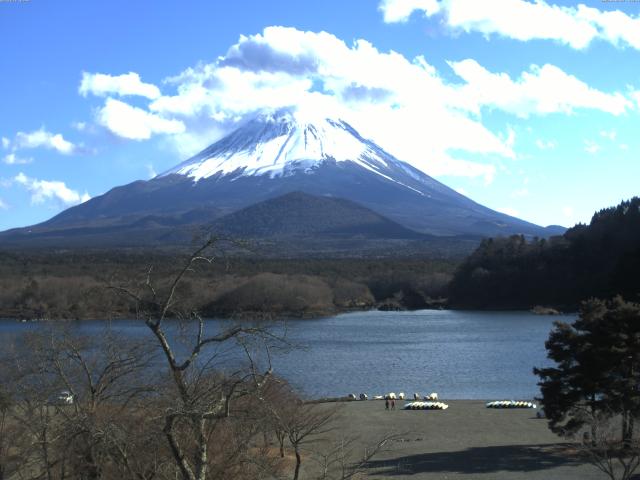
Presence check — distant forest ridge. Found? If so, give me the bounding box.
[0,253,454,320]
[449,197,640,310]
[2,197,638,320]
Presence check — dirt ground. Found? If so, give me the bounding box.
[303,400,614,479]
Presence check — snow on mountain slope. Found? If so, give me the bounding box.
[162,110,408,185]
[4,107,557,244]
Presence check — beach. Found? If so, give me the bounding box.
[304,400,606,479]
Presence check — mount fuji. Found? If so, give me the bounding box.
[0,109,563,251]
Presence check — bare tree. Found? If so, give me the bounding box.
[111,237,285,480]
[310,433,401,480]
[287,404,337,480]
[3,337,71,480]
[255,376,342,479]
[2,328,163,480]
[0,383,23,480]
[577,410,640,480]
[0,387,9,480]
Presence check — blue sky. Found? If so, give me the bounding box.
[1,0,639,231]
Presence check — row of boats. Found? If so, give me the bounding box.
[404,400,537,411]
[347,394,537,411]
[404,401,449,410]
[485,400,537,409]
[347,392,439,401]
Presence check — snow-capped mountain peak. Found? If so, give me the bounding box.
[6,109,553,244]
[162,109,397,181]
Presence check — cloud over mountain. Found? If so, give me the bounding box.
[97,98,185,141]
[42,22,629,189]
[14,173,90,206]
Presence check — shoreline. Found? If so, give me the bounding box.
[308,396,541,404]
[2,305,576,322]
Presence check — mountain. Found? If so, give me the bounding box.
[0,109,561,250]
[211,191,425,239]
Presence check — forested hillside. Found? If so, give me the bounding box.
[449,197,640,310]
[0,252,454,319]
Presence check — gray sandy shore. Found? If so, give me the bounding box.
[306,400,611,479]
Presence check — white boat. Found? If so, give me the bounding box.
[403,401,449,410]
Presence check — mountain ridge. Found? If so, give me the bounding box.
[0,109,563,251]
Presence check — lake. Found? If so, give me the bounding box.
[0,310,572,400]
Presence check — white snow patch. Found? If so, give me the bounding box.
[167,115,393,183]
[160,111,433,198]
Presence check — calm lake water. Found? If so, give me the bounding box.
[0,310,573,400]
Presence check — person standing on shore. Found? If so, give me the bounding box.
[391,398,396,410]
[385,398,389,410]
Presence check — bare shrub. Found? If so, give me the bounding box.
[209,273,335,317]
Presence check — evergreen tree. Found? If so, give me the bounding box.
[534,297,640,444]
[450,196,640,309]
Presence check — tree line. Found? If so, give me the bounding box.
[449,197,640,310]
[0,252,454,320]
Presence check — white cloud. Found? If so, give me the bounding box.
[146,26,517,181]
[496,206,520,217]
[1,137,9,149]
[454,187,467,195]
[599,129,617,141]
[146,163,157,179]
[504,126,516,149]
[380,0,640,51]
[444,0,596,49]
[535,139,556,150]
[3,153,33,165]
[449,59,631,117]
[379,0,440,23]
[511,188,529,198]
[620,143,629,151]
[13,128,78,155]
[14,172,90,206]
[97,98,185,140]
[577,4,640,50]
[0,198,7,210]
[85,26,630,184]
[79,72,161,99]
[423,153,496,184]
[584,140,600,155]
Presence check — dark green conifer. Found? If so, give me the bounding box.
[535,297,640,444]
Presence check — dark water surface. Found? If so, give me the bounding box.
[0,310,572,400]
